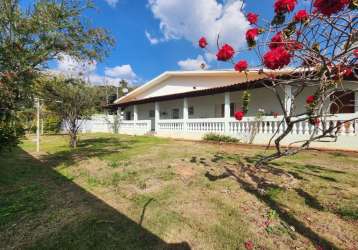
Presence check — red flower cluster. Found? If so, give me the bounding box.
[342,66,353,77]
[216,44,235,61]
[198,37,208,48]
[274,0,297,14]
[306,95,315,104]
[247,12,259,25]
[354,49,358,58]
[234,111,244,121]
[235,60,248,72]
[269,32,284,49]
[263,47,292,70]
[313,0,350,16]
[294,9,309,23]
[246,28,259,43]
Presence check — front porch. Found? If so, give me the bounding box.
[116,87,358,150]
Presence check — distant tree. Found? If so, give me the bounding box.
[38,77,97,148]
[0,0,114,152]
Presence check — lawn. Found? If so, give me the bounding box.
[1,133,357,250]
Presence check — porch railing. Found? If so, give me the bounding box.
[119,120,152,134]
[154,113,358,136]
[157,119,184,131]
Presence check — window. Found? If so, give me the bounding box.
[125,111,131,120]
[330,91,355,114]
[189,106,194,115]
[172,108,180,119]
[149,110,155,118]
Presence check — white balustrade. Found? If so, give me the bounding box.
[119,120,152,134]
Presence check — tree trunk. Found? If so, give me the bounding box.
[69,132,77,148]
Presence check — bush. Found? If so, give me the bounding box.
[43,114,62,134]
[203,133,239,143]
[0,120,25,153]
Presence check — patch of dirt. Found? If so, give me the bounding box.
[175,164,198,181]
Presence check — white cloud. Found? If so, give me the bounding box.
[104,0,119,8]
[51,54,138,86]
[147,0,249,50]
[177,55,207,71]
[145,30,160,45]
[104,65,137,82]
[55,54,96,78]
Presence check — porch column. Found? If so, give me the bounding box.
[284,85,293,115]
[117,107,122,134]
[133,105,138,121]
[183,97,188,131]
[155,102,160,132]
[224,92,230,133]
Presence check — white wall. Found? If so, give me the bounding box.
[136,75,253,100]
[126,81,358,121]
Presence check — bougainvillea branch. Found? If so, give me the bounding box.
[197,0,357,165]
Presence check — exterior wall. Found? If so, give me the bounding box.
[136,74,262,100]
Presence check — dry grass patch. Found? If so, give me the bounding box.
[1,134,358,250]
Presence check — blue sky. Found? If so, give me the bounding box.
[21,0,306,86]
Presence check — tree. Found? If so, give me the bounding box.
[197,0,357,165]
[0,0,114,152]
[38,77,97,148]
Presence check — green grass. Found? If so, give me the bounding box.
[1,133,358,249]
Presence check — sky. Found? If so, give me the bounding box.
[21,0,305,86]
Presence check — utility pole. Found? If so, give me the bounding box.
[35,98,40,153]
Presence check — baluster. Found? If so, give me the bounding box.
[258,121,262,134]
[297,121,302,135]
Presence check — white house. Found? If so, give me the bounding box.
[93,70,358,150]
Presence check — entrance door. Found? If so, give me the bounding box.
[330,91,355,114]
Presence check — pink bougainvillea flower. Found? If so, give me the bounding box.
[313,0,350,16]
[269,32,284,49]
[306,95,315,104]
[198,37,208,48]
[246,28,259,43]
[354,49,358,58]
[234,111,244,121]
[294,9,309,23]
[235,60,248,72]
[342,66,353,77]
[263,47,292,70]
[274,0,297,14]
[216,44,235,61]
[247,12,259,25]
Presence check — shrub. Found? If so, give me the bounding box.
[203,133,239,143]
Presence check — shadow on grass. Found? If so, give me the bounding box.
[204,167,340,250]
[0,146,190,249]
[295,188,324,211]
[40,137,137,168]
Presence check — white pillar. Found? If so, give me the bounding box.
[133,105,138,121]
[284,85,293,115]
[155,102,160,132]
[224,92,230,133]
[183,98,188,131]
[117,107,122,134]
